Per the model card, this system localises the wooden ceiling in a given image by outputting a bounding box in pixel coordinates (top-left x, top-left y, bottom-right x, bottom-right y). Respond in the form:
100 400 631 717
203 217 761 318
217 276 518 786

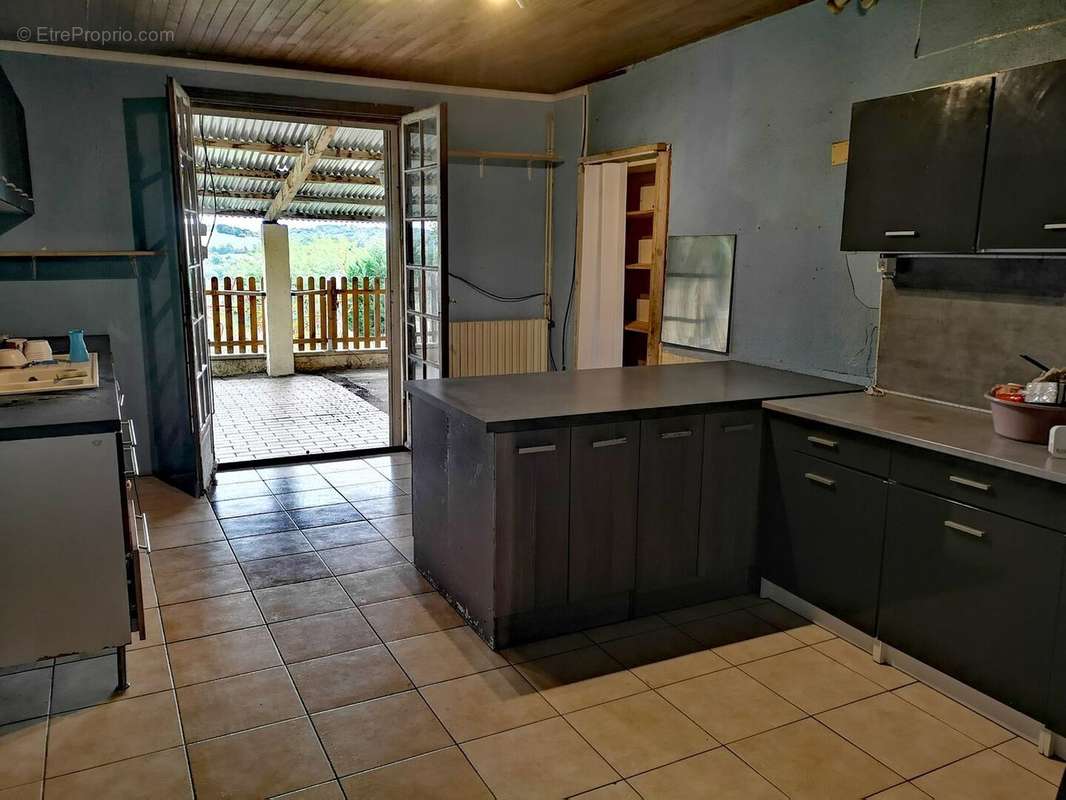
0 0 810 93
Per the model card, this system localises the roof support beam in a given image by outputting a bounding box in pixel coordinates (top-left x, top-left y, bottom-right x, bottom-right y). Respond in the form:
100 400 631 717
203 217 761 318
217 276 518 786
194 136 382 162
200 166 381 185
206 189 386 208
204 208 382 222
265 125 338 222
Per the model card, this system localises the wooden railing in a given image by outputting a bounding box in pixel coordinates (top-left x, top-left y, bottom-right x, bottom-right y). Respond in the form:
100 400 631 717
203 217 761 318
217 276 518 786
293 275 387 352
206 274 387 355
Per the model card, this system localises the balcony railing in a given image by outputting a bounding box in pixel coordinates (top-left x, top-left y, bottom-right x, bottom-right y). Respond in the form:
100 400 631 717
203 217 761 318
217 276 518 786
206 274 387 356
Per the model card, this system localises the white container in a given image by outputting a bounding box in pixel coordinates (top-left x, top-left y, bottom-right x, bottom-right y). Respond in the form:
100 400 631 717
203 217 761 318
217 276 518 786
22 340 52 362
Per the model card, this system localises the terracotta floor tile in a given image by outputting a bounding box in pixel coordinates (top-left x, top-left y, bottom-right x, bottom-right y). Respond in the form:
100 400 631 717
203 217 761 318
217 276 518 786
46 691 183 777
338 481 403 504
867 785 933 800
0 669 51 725
149 540 235 577
154 563 249 606
570 782 642 799
221 511 297 539
269 608 379 663
499 632 594 665
176 666 304 742
255 577 354 623
392 536 414 561
318 540 405 576
420 666 556 742
740 647 883 714
813 639 914 690
51 647 172 712
369 514 413 540
273 781 345 799
360 593 463 642
339 746 493 800
514 645 647 714
461 716 619 800
387 626 507 686
160 592 264 642
748 602 835 644
0 718 46 790
207 479 272 501
994 737 1066 786
817 692 982 778
289 503 365 530
914 749 1057 800
241 551 331 589
43 747 192 800
0 783 40 800
228 530 313 561
680 609 805 665
302 521 382 550
288 644 411 713
585 615 669 644
353 495 411 520
658 667 805 743
129 606 164 651
337 563 433 606
600 627 729 688
312 690 452 776
566 691 717 778
211 495 284 519
150 520 225 551
187 717 333 800
659 594 764 625
729 718 900 800
275 487 346 511
149 503 217 528
893 684 1013 747
628 747 786 800
167 626 281 687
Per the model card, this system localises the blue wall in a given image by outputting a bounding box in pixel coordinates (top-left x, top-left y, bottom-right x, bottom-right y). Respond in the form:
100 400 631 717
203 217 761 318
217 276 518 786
587 0 1066 381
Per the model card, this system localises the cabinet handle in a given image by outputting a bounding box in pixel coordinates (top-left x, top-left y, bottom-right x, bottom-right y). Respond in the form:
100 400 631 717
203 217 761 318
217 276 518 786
722 423 754 433
660 430 692 440
592 437 628 449
1043 223 1066 231
944 520 984 539
121 419 137 447
806 435 838 450
804 472 836 488
136 512 152 553
949 475 991 492
123 445 140 477
517 444 556 455
884 230 917 237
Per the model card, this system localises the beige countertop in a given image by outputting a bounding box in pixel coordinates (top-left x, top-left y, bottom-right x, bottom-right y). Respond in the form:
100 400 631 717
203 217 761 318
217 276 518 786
763 391 1066 486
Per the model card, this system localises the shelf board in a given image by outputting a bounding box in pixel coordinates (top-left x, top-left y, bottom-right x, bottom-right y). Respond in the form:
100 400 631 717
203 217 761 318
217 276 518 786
625 262 652 271
624 320 650 334
449 149 562 163
0 251 159 258
626 209 655 219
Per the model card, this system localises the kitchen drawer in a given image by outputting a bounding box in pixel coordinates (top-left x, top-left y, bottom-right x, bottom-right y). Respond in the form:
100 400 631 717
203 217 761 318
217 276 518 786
891 445 1066 533
769 414 890 477
879 485 1062 720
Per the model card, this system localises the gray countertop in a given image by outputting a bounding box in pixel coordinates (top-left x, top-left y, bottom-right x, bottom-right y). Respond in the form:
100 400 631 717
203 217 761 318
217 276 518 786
763 391 1066 485
407 361 861 432
0 335 120 441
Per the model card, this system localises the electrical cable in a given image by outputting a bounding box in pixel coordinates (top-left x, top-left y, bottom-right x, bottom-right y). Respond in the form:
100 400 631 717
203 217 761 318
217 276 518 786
450 272 544 303
560 92 590 371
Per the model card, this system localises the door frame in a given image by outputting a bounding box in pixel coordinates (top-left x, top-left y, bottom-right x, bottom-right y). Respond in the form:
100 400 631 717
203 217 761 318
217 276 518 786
181 86 415 455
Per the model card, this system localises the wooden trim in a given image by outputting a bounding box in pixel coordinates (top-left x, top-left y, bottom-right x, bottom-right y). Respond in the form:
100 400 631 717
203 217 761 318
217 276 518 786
194 137 382 161
580 143 669 165
186 86 413 125
266 125 339 221
571 163 586 369
206 190 386 207
449 149 563 163
645 148 672 366
0 250 158 258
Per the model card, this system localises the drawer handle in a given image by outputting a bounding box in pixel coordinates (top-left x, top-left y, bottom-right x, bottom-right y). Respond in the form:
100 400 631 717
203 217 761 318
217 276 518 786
722 423 754 433
660 430 693 440
123 445 140 477
136 512 152 553
949 475 991 492
884 230 917 237
807 435 838 450
1043 223 1066 231
121 419 137 447
592 437 628 449
944 520 985 539
517 444 556 455
804 472 836 488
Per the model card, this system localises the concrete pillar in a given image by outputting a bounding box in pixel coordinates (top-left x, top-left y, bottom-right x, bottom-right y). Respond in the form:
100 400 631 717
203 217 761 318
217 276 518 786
262 222 295 377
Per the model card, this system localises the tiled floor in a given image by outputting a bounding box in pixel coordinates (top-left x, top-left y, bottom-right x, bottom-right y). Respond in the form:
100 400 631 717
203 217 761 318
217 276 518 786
2 452 1064 799
211 372 390 463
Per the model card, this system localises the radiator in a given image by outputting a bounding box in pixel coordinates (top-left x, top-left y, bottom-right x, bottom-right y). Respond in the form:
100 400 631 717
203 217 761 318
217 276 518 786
449 318 549 377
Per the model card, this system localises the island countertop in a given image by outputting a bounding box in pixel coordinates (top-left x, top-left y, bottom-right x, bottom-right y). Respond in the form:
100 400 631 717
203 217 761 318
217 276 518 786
763 391 1066 485
407 360 861 432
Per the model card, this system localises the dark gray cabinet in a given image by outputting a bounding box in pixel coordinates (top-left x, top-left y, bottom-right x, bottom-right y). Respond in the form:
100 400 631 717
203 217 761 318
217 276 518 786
569 420 640 602
841 77 992 253
698 409 763 596
495 428 571 617
0 66 33 216
635 414 705 591
879 485 1063 720
980 59 1066 251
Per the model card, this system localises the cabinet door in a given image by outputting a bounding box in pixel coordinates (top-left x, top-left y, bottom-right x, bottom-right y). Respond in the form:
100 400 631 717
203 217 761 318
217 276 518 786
569 420 640 602
636 414 704 591
980 59 1066 250
495 428 571 617
841 77 992 253
880 485 1062 720
766 451 887 634
699 410 763 596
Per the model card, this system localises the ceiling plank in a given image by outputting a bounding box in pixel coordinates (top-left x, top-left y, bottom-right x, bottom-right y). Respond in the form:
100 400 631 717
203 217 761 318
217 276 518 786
264 124 337 221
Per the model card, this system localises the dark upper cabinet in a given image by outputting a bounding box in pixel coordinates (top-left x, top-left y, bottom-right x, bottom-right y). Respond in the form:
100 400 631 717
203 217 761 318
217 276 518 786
980 59 1066 251
635 414 705 592
0 66 33 216
494 428 571 618
569 420 640 602
879 485 1062 721
841 77 992 253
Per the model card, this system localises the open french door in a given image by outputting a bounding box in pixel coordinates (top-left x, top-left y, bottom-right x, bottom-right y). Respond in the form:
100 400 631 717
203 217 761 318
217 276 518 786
401 104 449 393
167 78 216 494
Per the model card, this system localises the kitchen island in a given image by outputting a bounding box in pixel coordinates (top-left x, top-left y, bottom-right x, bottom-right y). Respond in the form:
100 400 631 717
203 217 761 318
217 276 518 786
407 360 858 648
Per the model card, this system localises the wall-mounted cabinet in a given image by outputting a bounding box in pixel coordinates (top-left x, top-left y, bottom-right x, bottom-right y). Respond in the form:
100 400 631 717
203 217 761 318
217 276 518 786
0 66 33 217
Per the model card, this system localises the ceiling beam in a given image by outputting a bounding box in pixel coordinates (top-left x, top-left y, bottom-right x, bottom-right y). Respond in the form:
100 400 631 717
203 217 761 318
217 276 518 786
205 189 386 208
266 125 338 222
199 166 381 185
194 136 382 162
206 208 383 222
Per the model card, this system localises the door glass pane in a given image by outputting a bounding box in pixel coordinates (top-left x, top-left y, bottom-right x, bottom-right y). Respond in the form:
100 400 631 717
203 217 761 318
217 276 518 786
423 167 439 218
425 363 440 379
424 270 441 316
424 221 439 267
422 116 438 166
404 122 421 170
425 318 441 366
406 221 423 266
407 267 423 313
408 356 424 381
405 171 422 219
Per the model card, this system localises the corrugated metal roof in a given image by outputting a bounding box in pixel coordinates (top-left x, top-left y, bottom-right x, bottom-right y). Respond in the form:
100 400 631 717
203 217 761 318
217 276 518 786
193 113 386 221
